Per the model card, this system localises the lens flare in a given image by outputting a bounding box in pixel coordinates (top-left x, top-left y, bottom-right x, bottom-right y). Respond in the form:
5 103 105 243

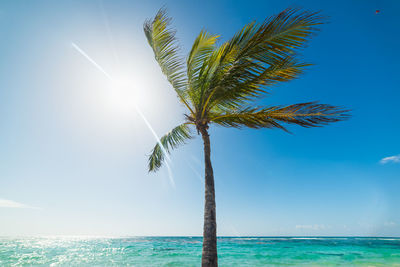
71 42 174 187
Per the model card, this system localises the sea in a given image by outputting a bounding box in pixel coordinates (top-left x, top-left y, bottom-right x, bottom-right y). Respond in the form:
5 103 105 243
0 236 399 266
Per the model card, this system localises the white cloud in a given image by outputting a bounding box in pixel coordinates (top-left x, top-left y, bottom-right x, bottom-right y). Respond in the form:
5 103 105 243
295 224 329 230
0 199 40 209
380 154 400 164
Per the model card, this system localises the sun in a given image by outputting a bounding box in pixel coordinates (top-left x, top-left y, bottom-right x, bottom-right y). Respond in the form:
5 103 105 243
107 73 139 113
70 40 181 141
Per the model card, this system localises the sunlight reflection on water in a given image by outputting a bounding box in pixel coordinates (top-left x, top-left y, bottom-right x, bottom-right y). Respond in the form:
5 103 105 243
1 236 399 266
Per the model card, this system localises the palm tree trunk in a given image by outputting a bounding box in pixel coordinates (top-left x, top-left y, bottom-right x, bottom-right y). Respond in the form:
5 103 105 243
199 126 218 267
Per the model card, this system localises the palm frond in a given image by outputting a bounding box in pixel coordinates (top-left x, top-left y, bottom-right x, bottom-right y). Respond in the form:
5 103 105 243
208 56 310 112
210 102 349 132
144 9 194 114
186 31 219 110
187 31 219 88
201 8 324 114
148 123 193 172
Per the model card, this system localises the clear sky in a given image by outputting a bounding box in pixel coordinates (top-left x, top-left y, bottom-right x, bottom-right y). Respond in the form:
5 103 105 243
0 0 399 237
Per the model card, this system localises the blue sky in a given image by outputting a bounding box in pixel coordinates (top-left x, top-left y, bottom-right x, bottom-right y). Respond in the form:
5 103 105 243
0 0 399 237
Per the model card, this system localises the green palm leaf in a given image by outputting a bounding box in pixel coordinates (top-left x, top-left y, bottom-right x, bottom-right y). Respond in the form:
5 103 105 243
201 8 324 115
210 102 349 132
144 9 194 114
148 123 193 172
186 31 219 111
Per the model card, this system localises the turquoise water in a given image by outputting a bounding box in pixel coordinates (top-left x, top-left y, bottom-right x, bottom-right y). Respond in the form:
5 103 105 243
0 237 399 266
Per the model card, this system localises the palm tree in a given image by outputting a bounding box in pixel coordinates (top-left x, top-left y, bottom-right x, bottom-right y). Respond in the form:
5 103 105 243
143 8 349 267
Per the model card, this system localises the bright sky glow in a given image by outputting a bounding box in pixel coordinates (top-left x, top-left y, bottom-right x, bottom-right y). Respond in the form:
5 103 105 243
71 41 174 186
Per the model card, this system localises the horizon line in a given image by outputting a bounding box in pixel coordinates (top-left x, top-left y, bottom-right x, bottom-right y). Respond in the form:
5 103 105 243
0 235 399 238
